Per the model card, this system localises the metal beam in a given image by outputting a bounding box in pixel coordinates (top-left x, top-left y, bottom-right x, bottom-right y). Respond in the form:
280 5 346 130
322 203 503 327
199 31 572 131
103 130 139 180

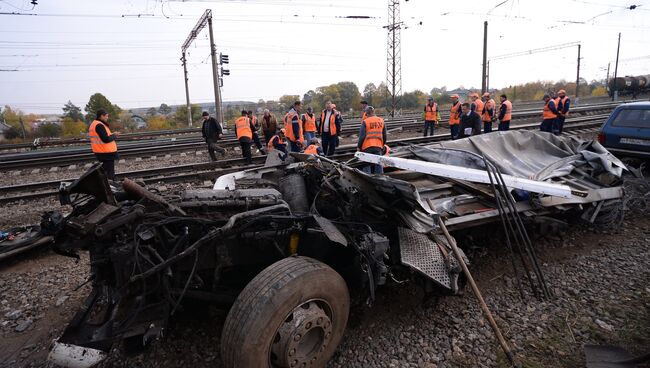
354 152 581 199
181 9 211 53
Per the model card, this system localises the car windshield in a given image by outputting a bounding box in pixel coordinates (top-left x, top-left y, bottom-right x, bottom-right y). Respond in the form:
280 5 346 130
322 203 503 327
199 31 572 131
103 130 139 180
612 108 650 128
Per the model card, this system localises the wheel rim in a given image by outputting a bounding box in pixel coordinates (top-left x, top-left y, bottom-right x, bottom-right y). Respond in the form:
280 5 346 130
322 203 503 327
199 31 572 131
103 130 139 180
270 299 333 367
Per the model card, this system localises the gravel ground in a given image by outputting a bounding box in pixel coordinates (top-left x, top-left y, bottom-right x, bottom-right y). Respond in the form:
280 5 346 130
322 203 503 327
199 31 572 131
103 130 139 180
1 214 648 368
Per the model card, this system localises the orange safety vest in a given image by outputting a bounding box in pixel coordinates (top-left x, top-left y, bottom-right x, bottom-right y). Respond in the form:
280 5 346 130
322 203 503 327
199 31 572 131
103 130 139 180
302 113 317 132
449 102 461 125
235 116 253 140
267 135 284 151
284 111 304 142
88 120 117 154
501 100 512 121
319 110 338 135
481 99 495 122
543 100 557 120
250 116 259 129
472 99 484 118
361 116 385 150
304 144 319 154
424 103 438 121
361 111 368 121
556 96 570 116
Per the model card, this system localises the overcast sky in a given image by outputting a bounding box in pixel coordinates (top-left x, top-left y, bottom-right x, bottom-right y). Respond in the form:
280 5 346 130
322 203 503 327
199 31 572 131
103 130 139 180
1 0 650 114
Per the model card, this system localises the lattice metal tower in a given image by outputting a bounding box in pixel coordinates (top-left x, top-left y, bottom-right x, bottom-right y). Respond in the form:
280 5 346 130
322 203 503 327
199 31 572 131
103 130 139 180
385 0 402 117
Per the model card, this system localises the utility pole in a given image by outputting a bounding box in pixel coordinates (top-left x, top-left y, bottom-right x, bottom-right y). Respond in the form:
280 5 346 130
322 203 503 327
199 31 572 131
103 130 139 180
481 21 488 94
575 44 581 99
207 16 223 126
606 62 611 86
612 32 621 101
384 0 402 117
486 60 490 91
181 52 192 127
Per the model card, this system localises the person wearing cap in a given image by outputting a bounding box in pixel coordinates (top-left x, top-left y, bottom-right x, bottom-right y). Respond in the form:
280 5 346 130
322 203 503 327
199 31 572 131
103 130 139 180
267 128 288 160
235 109 256 164
284 101 304 152
88 108 119 180
459 102 482 139
360 100 369 120
318 101 342 156
261 109 278 143
540 94 559 133
423 97 440 137
449 94 462 139
303 137 323 155
247 110 266 155
201 111 225 161
358 105 387 174
554 89 570 134
301 106 317 143
481 92 496 133
497 94 512 131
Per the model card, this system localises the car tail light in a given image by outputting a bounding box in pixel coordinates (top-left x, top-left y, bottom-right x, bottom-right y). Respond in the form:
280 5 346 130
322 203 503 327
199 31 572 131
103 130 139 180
597 132 605 144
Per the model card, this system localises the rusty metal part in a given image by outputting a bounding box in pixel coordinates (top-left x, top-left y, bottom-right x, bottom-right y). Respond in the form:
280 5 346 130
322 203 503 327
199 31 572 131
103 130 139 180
122 178 186 216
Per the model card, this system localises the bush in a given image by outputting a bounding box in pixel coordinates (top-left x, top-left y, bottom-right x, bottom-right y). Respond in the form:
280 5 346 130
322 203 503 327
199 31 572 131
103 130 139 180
591 86 608 97
38 123 62 137
146 116 171 131
62 118 87 137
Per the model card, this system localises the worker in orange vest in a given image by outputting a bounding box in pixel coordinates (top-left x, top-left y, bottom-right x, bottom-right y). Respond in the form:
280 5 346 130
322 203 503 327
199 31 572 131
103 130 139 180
540 94 559 133
497 94 512 131
358 106 387 174
247 110 266 154
449 94 462 139
423 97 439 137
318 101 342 156
303 137 323 155
235 110 255 164
301 106 317 143
267 128 288 160
470 93 484 119
481 92 496 133
88 108 119 180
284 101 304 152
554 89 570 135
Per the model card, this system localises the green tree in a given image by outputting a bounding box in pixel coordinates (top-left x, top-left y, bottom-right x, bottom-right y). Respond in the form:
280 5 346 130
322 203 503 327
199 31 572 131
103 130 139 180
302 90 315 106
84 93 121 123
174 104 202 126
158 103 172 115
62 100 83 121
38 123 62 137
363 83 377 104
146 107 157 117
278 95 300 111
62 117 87 137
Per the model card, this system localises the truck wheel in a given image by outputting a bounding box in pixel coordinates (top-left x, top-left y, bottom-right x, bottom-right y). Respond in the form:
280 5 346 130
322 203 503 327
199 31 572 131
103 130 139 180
221 256 350 368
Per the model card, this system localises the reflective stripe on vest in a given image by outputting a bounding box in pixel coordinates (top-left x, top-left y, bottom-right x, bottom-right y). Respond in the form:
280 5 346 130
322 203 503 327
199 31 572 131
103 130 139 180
284 111 304 142
449 102 461 125
361 116 385 150
319 110 338 135
267 135 284 151
88 120 117 154
501 100 512 121
556 96 569 116
543 101 557 120
481 99 495 122
304 144 319 154
425 103 438 121
236 117 253 140
302 113 317 132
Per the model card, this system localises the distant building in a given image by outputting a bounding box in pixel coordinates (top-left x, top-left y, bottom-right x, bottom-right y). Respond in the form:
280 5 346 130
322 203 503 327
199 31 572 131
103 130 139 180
0 122 12 141
30 117 62 130
131 115 147 129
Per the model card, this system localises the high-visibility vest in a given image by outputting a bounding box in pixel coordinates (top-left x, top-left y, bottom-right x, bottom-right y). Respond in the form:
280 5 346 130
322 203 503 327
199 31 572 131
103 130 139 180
556 96 570 116
302 113 317 132
449 102 461 125
284 111 304 142
543 100 557 120
304 144 319 154
267 135 284 151
481 99 495 122
88 120 117 154
501 100 512 121
424 103 438 121
361 116 385 150
472 99 484 117
319 110 338 135
235 116 253 140
361 111 367 121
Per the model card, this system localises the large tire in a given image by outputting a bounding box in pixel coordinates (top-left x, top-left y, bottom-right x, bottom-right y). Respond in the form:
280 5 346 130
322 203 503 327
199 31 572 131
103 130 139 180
221 256 350 368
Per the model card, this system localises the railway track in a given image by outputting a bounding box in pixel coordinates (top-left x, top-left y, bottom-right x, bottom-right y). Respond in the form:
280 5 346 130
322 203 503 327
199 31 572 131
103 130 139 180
0 99 624 156
0 104 615 171
0 115 605 203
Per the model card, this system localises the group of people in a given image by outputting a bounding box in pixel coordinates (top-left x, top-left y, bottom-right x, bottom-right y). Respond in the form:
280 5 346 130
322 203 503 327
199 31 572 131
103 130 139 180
422 92 513 140
541 89 571 135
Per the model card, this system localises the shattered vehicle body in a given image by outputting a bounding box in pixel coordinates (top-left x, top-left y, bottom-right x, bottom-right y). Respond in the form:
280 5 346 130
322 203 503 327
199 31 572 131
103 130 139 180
45 131 627 367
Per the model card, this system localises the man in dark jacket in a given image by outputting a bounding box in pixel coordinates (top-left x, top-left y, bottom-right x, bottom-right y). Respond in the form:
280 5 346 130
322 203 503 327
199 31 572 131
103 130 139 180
261 109 278 142
458 103 482 139
201 111 225 161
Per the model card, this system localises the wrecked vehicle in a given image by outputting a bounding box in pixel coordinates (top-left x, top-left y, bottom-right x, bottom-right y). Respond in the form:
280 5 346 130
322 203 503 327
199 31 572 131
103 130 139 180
45 131 628 367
